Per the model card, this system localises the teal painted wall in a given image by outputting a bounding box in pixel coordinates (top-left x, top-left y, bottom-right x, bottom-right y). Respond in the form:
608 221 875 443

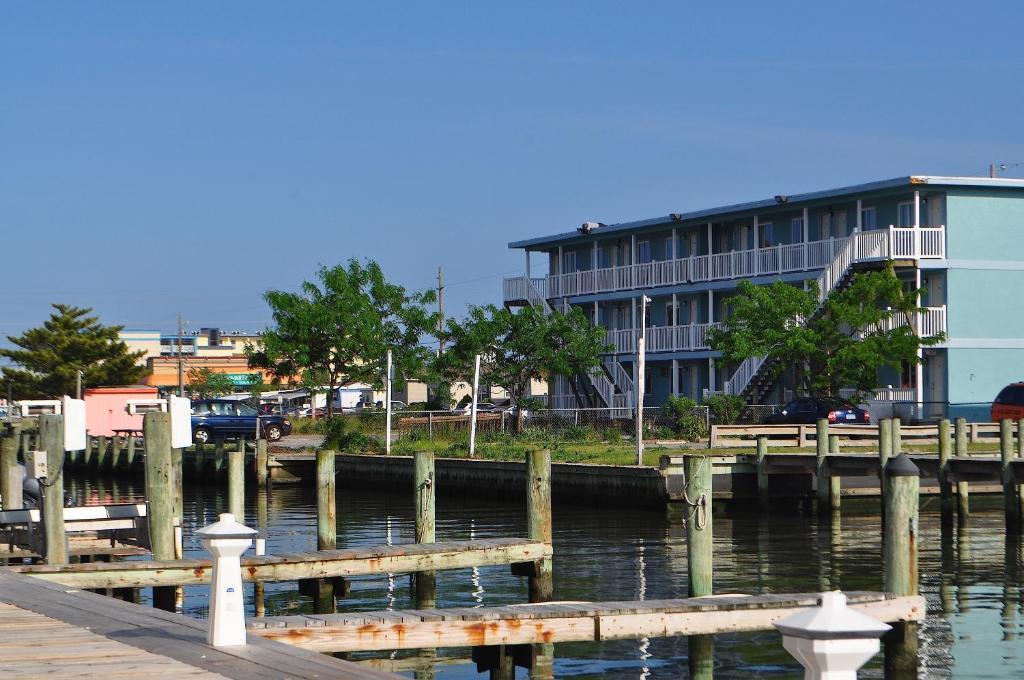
946 269 1024 339
946 188 1024 260
946 348 1023 420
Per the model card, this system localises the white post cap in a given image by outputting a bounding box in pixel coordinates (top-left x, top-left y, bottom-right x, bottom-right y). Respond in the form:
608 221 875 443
774 591 892 640
196 513 257 541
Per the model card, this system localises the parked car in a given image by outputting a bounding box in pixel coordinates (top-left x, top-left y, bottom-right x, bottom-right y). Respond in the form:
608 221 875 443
191 399 292 444
763 397 870 425
992 382 1024 421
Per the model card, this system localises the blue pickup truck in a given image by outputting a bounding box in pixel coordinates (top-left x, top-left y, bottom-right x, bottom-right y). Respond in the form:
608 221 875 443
190 399 292 444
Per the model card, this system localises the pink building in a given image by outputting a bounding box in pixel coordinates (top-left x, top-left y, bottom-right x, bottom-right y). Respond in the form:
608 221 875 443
84 386 160 436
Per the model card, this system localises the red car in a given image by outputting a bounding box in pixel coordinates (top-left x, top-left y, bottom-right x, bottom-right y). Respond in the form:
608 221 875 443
991 383 1024 421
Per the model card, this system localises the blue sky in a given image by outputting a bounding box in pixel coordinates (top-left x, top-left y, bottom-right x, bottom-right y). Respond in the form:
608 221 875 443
2 2 1022 340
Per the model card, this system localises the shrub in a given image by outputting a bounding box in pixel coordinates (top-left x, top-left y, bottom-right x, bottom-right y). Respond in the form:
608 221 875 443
662 395 708 441
320 417 374 452
601 426 622 443
704 393 745 425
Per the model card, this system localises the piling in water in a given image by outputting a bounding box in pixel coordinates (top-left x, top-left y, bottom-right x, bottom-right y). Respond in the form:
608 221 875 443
413 451 437 608
143 411 177 611
526 449 553 603
756 435 769 511
38 415 68 565
815 419 830 513
882 452 921 678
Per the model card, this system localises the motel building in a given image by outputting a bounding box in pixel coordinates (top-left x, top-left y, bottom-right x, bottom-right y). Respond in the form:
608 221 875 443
503 175 1024 422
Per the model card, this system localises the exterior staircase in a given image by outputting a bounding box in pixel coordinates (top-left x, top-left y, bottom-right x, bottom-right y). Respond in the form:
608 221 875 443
506 276 635 412
724 226 946 403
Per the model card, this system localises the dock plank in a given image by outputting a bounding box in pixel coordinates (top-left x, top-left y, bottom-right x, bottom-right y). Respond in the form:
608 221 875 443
9 538 550 589
249 592 926 653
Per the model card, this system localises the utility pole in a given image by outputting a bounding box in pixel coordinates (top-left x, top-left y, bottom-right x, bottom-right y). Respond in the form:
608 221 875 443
75 370 82 399
177 314 185 398
990 164 997 178
437 266 445 355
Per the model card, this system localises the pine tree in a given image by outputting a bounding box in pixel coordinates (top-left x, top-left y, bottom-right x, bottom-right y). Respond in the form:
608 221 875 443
0 304 148 399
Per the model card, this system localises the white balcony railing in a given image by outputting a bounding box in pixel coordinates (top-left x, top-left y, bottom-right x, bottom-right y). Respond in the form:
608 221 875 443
862 306 947 338
604 322 725 355
503 226 946 304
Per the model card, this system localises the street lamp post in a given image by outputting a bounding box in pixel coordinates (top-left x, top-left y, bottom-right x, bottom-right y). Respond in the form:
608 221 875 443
636 294 651 466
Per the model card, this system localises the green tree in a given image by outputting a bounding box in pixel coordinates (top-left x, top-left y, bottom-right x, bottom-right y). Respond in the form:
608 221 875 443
0 304 147 399
246 259 437 416
186 367 237 399
706 265 943 401
439 304 609 429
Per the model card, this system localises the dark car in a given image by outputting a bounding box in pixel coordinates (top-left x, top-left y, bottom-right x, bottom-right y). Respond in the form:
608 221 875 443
764 397 870 425
992 383 1024 422
190 399 292 444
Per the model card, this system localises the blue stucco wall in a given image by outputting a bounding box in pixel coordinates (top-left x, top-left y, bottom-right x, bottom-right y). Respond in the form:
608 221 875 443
946 189 1024 260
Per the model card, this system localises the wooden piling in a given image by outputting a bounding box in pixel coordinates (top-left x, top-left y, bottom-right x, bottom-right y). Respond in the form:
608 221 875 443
879 418 892 521
683 453 714 680
413 451 437 608
683 454 712 597
38 415 68 565
815 418 830 513
143 411 176 611
111 436 123 469
126 435 137 467
1 426 21 510
954 417 969 522
938 419 953 521
882 453 920 677
827 433 841 510
228 443 245 519
96 435 109 469
256 438 269 488
308 449 337 613
1017 419 1024 520
756 435 769 511
526 449 553 603
214 440 225 473
1001 419 1019 529
891 417 902 455
82 435 94 466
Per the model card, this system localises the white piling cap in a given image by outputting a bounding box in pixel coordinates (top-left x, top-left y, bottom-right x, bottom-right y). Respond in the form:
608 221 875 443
196 513 258 540
774 591 892 640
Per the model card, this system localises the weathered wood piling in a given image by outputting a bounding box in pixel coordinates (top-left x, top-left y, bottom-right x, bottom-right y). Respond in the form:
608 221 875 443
143 411 176 611
38 415 68 565
413 451 436 609
882 453 920 678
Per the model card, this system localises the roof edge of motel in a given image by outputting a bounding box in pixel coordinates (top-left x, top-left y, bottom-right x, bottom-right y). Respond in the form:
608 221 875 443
507 175 1024 250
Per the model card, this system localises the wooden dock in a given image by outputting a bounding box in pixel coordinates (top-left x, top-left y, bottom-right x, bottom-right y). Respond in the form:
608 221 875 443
248 592 925 653
0 568 398 679
9 538 550 589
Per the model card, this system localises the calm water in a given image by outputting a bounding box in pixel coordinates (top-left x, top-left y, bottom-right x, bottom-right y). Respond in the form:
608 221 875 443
66 474 1024 678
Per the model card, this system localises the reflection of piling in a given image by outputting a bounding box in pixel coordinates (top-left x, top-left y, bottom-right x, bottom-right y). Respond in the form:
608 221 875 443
882 453 920 678
254 488 268 618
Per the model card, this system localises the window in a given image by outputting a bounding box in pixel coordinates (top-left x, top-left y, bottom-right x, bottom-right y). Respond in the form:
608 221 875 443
645 369 652 393
758 222 774 248
210 402 234 416
861 207 877 230
563 251 577 273
237 403 258 416
598 247 610 268
665 236 675 260
791 217 804 243
898 202 914 228
666 302 677 326
191 402 213 416
638 240 651 264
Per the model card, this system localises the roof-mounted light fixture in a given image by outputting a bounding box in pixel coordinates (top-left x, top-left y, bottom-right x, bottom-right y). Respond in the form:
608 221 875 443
775 195 789 204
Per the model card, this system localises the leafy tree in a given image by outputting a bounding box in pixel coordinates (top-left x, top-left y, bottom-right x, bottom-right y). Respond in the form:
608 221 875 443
186 367 237 399
246 259 437 417
706 264 943 401
0 304 147 399
439 304 609 430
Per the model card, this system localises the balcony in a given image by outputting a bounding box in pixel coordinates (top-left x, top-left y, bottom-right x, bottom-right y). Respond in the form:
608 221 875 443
504 226 945 303
604 323 723 355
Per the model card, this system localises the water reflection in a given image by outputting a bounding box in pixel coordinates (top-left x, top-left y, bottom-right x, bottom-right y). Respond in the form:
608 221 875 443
64 474 1024 678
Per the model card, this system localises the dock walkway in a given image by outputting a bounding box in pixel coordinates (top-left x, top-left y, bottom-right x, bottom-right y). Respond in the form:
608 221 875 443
0 569 397 679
